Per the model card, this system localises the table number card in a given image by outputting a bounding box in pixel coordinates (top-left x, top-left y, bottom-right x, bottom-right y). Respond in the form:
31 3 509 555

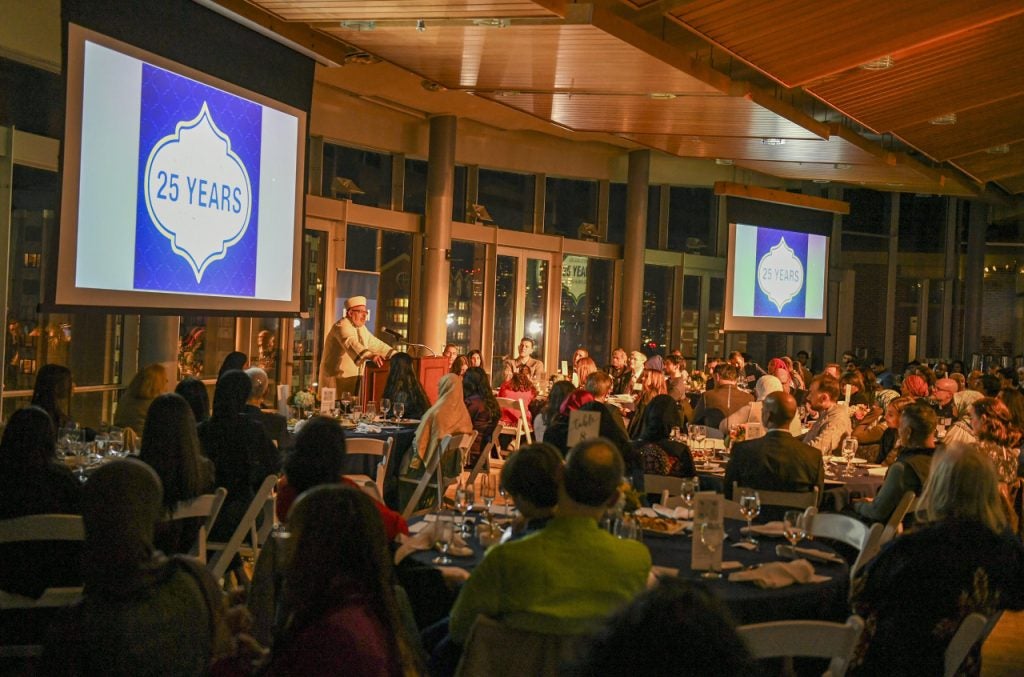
277 384 290 417
567 409 601 447
319 387 336 414
691 491 723 571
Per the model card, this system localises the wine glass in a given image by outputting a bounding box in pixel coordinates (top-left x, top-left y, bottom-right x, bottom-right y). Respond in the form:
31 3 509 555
738 489 761 545
455 482 475 535
841 437 859 474
699 521 724 579
480 475 497 516
365 401 377 422
380 398 392 422
692 425 707 449
109 428 124 457
680 477 699 519
432 516 455 565
393 401 406 421
783 510 807 556
94 432 110 457
340 391 352 415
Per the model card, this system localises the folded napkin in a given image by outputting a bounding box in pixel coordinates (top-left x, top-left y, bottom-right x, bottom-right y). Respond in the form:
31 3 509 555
394 521 470 564
776 544 845 565
652 504 689 520
728 559 828 589
741 521 786 537
354 422 383 434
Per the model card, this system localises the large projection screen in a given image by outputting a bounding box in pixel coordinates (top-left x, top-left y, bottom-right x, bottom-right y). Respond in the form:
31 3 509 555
57 24 306 314
724 222 829 334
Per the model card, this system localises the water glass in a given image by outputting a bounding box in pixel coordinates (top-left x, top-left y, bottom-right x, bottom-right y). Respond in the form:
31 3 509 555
680 477 699 519
432 516 455 565
365 401 377 422
479 475 497 514
841 437 859 472
738 489 761 544
393 401 406 421
615 514 643 542
109 428 124 457
699 522 724 579
380 398 392 421
348 404 362 425
94 432 110 457
783 510 807 553
455 482 475 535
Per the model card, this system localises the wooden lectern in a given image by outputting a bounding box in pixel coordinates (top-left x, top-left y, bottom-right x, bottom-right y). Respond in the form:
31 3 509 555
361 356 449 409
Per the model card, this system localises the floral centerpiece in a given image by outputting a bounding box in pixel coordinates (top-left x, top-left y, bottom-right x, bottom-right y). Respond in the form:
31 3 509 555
291 389 315 418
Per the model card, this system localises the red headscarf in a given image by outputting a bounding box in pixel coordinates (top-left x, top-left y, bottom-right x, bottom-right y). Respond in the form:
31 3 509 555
560 388 595 415
902 374 929 398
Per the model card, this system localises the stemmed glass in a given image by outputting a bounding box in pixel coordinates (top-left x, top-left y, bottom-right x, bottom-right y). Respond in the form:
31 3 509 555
783 510 807 557
841 437 859 475
109 428 124 457
340 391 352 415
365 401 377 423
348 404 362 425
680 477 699 519
455 481 475 535
480 475 497 518
432 515 455 565
380 398 392 422
738 489 761 545
699 521 725 579
393 401 406 422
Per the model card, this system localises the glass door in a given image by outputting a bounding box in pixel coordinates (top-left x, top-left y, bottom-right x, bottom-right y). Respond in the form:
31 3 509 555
492 248 553 384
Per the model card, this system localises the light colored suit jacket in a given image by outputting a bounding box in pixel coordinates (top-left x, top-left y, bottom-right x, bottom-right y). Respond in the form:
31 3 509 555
318 318 395 389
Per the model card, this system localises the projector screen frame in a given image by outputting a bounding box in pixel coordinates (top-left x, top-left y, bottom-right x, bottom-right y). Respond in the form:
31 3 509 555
53 23 307 317
723 222 830 335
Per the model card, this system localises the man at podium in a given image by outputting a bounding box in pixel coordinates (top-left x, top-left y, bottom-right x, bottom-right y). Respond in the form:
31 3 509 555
318 295 396 395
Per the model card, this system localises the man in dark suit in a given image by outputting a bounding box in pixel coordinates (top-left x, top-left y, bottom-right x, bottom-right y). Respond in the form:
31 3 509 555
724 391 824 519
692 363 753 429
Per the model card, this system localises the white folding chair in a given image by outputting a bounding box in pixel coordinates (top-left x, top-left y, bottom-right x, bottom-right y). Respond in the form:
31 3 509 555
883 490 917 539
944 612 988 677
849 522 887 584
343 436 394 502
167 487 228 564
207 475 278 583
496 396 533 451
810 512 870 552
0 515 86 657
737 614 864 677
467 426 502 487
455 615 579 677
734 483 820 510
401 431 477 519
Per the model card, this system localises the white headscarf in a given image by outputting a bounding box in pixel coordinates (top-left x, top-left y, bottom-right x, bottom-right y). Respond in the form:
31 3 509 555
409 373 472 470
754 374 783 401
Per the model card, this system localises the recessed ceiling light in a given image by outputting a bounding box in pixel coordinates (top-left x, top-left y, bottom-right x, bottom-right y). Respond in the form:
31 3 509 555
648 92 677 100
833 163 852 170
859 55 895 71
493 90 521 97
472 18 511 28
929 113 957 125
342 51 381 65
812 179 831 183
986 144 1011 155
339 20 376 31
715 158 734 166
762 138 786 146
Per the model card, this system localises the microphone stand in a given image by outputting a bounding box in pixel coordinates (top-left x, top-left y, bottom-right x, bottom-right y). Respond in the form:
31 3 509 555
404 343 437 357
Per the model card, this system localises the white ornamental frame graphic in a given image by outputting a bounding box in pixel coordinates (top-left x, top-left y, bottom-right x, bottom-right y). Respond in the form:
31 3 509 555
143 102 253 283
756 237 805 312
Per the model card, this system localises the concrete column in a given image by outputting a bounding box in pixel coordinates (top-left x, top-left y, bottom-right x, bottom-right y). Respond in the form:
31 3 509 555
138 315 178 391
962 200 988 360
419 115 456 352
619 150 649 350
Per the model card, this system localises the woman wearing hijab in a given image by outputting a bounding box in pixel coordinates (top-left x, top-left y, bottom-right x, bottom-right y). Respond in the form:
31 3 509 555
398 374 473 511
42 459 230 675
198 369 279 540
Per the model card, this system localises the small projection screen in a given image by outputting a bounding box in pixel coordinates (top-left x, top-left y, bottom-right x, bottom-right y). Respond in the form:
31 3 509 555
724 222 830 334
56 23 307 314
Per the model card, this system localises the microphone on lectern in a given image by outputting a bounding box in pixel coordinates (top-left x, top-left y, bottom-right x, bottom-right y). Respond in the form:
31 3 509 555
381 326 407 342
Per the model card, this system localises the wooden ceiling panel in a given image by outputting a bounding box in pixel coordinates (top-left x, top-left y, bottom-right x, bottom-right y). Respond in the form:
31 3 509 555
478 92 821 138
893 93 1024 162
734 159 976 196
668 0 1024 87
952 142 1024 183
620 133 882 165
252 1 560 22
322 23 721 94
807 15 1024 133
996 175 1024 194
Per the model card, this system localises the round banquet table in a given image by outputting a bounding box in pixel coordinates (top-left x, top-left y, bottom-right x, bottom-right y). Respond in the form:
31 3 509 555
409 515 849 625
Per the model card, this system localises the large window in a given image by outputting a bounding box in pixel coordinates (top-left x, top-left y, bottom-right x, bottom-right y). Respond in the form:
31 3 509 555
322 143 392 209
646 186 660 248
607 183 627 245
843 189 890 252
479 169 535 231
291 230 327 392
545 176 598 238
680 275 701 365
404 160 468 223
642 264 674 353
668 186 715 253
559 255 613 368
899 194 946 253
447 241 486 353
346 224 378 272
492 256 518 379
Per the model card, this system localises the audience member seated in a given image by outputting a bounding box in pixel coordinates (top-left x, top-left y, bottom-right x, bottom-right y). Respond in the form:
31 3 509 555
931 377 959 419
447 438 650 651
450 355 470 377
217 351 248 380
565 578 754 677
466 349 483 369
627 350 646 392
692 363 754 429
0 406 82 599
627 368 668 438
498 364 537 428
544 372 630 462
724 392 824 520
499 442 562 541
113 363 168 434
463 366 501 468
534 381 574 443
175 376 210 424
574 356 597 389
872 396 914 465
31 363 76 435
767 357 805 405
968 397 1020 487
381 352 432 421
849 443 1024 676
138 393 215 555
501 336 545 383
634 394 695 479
197 369 280 540
663 354 688 402
243 367 291 451
901 373 930 400
606 348 632 396
803 374 852 456
41 460 230 674
719 374 801 437
259 485 421 676
997 387 1024 437
855 401 937 524
399 374 473 512
729 350 766 390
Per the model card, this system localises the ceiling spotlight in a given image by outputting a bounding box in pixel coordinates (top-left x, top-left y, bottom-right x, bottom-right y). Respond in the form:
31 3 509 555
648 92 677 100
833 163 852 170
493 90 522 97
472 18 511 28
986 144 1011 155
929 112 957 125
421 79 446 92
715 158 734 166
416 19 426 32
859 55 895 71
762 138 786 146
342 51 381 66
